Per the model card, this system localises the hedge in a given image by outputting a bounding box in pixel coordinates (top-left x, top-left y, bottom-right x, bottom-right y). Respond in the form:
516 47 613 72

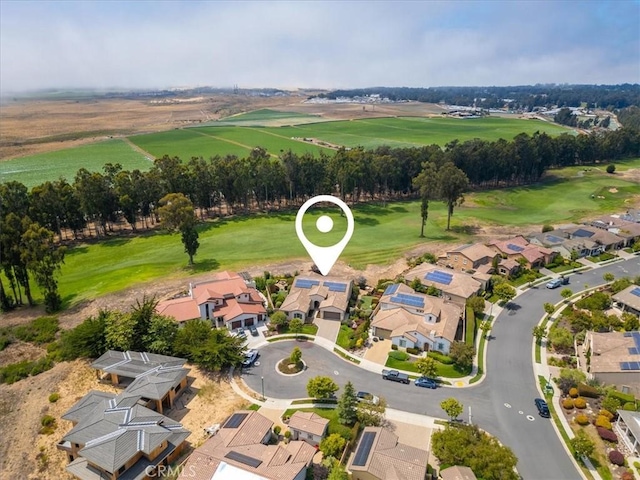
577 383 600 398
427 351 455 365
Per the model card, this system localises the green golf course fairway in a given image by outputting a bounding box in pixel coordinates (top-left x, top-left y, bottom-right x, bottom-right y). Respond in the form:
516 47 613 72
9 159 638 308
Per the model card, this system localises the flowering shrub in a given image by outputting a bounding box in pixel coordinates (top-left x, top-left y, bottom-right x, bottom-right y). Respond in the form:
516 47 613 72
569 388 579 398
608 450 624 466
562 398 575 409
595 415 612 430
574 414 590 426
598 409 614 421
574 397 587 409
596 426 618 443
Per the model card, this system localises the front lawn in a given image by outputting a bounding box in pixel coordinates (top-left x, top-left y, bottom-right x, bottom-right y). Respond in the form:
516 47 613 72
280 324 318 336
549 262 583 273
337 325 354 350
385 354 468 378
586 252 616 263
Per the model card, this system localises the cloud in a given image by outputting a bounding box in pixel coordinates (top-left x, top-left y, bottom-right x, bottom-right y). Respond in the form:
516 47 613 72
1 0 638 94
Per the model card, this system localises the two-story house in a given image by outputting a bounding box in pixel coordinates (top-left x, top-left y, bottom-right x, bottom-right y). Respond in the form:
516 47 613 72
156 271 266 331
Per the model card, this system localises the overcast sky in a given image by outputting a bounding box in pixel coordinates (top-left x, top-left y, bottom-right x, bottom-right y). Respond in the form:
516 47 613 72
1 0 639 94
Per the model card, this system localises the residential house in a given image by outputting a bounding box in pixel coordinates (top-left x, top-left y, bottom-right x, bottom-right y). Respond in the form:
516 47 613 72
371 283 462 354
439 243 499 273
589 215 640 247
156 271 267 330
91 350 189 414
279 275 353 322
347 426 429 480
179 410 315 480
613 285 640 316
57 372 191 480
579 331 640 396
405 263 483 307
440 465 478 480
621 209 640 223
614 410 640 456
487 236 557 270
287 411 329 447
529 229 604 258
563 225 625 251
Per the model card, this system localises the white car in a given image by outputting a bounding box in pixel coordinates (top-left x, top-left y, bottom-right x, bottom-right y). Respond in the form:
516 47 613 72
242 349 258 367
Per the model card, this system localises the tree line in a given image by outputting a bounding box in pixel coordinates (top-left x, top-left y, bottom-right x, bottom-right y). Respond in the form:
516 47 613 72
319 84 640 110
2 127 639 311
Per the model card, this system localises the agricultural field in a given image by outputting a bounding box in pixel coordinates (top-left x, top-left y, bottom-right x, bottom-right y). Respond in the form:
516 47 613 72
129 115 571 161
9 158 639 308
2 112 572 187
0 139 151 188
210 108 322 126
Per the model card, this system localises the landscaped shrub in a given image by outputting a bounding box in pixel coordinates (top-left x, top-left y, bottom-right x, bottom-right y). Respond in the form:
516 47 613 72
608 389 635 404
562 398 575 409
599 409 614 421
389 351 409 361
597 426 618 443
574 397 587 409
273 425 281 436
595 415 612 430
621 471 634 480
608 450 625 466
623 402 637 411
577 383 600 398
48 393 60 403
406 347 420 355
574 414 590 425
391 344 398 351
427 351 455 364
569 388 579 398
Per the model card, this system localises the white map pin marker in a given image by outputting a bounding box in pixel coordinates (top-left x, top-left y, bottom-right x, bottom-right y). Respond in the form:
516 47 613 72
295 195 354 276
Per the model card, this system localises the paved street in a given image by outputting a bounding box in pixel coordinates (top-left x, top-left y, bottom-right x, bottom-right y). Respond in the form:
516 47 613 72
243 257 640 480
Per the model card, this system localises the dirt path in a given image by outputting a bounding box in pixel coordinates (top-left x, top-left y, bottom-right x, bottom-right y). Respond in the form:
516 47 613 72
122 137 155 162
192 130 279 158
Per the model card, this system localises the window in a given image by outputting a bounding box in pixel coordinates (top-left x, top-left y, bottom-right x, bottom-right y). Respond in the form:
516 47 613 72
437 343 444 351
399 339 406 347
294 313 303 319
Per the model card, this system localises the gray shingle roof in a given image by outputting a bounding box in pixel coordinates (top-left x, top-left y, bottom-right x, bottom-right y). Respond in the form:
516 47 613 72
61 390 116 424
91 350 186 379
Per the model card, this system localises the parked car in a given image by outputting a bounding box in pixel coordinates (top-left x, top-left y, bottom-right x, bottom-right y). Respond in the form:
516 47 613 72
356 391 380 405
535 398 550 417
546 278 563 289
415 377 438 389
233 328 247 339
560 276 569 285
249 325 259 337
382 369 410 384
242 349 258 367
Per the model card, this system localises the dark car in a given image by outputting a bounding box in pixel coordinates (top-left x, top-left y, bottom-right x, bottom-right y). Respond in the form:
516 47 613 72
535 398 550 417
415 377 438 389
249 325 259 337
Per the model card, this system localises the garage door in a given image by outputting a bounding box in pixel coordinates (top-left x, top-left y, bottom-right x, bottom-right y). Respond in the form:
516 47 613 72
231 320 242 330
245 318 254 327
323 311 341 320
374 328 391 340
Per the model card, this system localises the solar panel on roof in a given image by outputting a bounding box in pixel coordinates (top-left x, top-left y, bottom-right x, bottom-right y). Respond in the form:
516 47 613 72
629 348 640 355
384 284 399 295
295 279 320 289
353 431 376 466
620 362 631 370
545 235 564 244
630 287 640 298
225 451 263 468
573 228 595 238
624 332 634 337
391 294 425 308
325 281 347 292
425 271 453 285
223 413 248 429
507 243 525 253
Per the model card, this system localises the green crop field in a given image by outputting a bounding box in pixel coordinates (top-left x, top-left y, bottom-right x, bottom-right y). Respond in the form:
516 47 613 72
129 116 571 161
2 115 572 187
0 139 151 188
8 159 638 308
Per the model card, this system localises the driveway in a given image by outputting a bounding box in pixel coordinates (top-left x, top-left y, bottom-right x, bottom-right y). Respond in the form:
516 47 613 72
314 318 341 343
364 338 392 364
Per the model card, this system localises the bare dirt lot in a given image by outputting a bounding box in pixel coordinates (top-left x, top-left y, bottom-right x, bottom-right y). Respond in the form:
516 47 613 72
0 354 251 480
